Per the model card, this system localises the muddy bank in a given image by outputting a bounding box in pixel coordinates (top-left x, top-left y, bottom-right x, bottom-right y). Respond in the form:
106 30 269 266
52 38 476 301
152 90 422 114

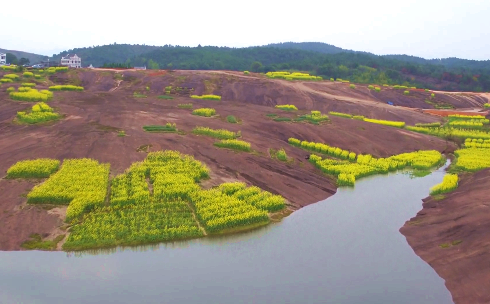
400 169 490 304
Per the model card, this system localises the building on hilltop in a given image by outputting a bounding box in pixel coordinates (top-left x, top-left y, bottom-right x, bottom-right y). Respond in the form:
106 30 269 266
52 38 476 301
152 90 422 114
0 53 6 65
60 54 82 68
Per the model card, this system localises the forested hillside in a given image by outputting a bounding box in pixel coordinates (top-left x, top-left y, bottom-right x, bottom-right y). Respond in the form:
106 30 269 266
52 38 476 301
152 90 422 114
128 45 490 92
37 42 490 92
50 44 163 67
0 48 47 65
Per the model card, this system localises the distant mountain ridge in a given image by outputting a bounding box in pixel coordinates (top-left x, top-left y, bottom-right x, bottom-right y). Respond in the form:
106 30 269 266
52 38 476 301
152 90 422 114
265 42 355 54
3 42 489 91
0 48 47 64
265 42 490 70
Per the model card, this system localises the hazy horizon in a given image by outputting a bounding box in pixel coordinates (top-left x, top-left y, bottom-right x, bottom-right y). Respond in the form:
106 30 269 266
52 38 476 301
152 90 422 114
1 0 489 60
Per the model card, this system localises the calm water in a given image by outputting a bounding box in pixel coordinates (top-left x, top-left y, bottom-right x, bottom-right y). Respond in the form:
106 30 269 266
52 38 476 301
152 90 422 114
0 166 453 304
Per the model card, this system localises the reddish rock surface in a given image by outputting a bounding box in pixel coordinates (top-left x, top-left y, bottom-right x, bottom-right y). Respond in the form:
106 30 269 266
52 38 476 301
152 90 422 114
401 169 490 304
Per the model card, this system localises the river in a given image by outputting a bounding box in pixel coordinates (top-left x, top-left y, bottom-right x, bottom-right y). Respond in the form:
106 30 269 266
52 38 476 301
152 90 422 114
0 164 453 304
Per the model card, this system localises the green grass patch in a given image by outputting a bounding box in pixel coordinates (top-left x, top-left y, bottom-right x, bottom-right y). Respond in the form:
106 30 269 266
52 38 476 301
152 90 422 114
143 123 177 133
133 92 147 98
273 117 292 122
117 130 126 137
157 95 174 100
49 85 84 91
295 111 329 124
21 234 65 251
266 113 278 117
178 103 193 109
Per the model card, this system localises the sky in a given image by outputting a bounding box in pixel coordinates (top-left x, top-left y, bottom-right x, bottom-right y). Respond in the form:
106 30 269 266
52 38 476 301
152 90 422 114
1 0 489 60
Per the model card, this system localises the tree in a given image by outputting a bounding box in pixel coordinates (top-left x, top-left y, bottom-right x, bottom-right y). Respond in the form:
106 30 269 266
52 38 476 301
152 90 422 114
6 53 18 65
250 61 263 72
147 59 159 70
19 58 30 66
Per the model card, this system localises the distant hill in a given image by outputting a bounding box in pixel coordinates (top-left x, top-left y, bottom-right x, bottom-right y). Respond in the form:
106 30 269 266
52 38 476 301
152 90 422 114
265 42 490 70
13 42 488 91
50 44 163 67
265 42 354 54
0 48 48 64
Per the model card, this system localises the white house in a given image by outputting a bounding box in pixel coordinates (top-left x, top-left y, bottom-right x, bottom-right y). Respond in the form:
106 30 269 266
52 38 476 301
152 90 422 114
0 53 6 65
60 54 82 68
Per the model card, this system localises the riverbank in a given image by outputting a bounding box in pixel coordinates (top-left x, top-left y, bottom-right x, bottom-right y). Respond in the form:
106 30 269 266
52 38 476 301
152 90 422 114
400 168 490 304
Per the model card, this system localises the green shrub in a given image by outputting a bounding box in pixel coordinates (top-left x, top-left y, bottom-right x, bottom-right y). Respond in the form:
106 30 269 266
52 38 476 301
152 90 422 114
21 83 36 87
227 115 238 123
244 71 250 75
18 87 33 92
23 72 34 78
192 108 216 117
330 78 334 81
374 87 381 92
350 84 356 89
0 78 13 83
6 87 15 93
276 149 288 161
404 90 410 95
368 85 374 90
49 85 84 91
353 115 365 120
34 74 42 79
484 103 490 108
431 93 435 98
